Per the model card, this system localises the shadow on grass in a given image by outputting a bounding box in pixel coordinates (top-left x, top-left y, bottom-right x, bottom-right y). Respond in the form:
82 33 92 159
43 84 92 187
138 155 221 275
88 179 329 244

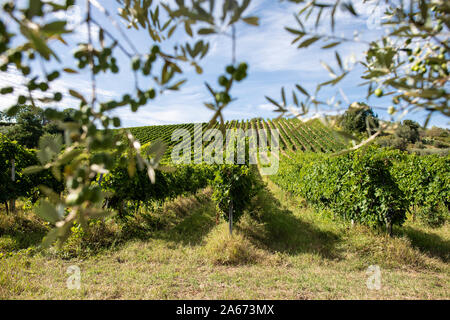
244 179 342 260
151 200 217 246
0 213 49 252
152 172 343 259
399 226 450 263
119 190 218 247
0 182 340 261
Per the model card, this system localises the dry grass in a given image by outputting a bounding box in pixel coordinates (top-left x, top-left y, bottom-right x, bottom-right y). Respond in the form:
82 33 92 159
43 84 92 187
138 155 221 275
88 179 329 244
202 222 266 265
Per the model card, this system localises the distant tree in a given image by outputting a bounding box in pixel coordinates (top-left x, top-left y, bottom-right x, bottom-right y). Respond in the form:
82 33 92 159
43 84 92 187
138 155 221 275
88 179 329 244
376 135 409 151
5 106 77 147
42 122 61 136
403 120 420 131
395 120 420 143
6 107 44 148
339 103 379 134
43 108 78 136
61 108 77 122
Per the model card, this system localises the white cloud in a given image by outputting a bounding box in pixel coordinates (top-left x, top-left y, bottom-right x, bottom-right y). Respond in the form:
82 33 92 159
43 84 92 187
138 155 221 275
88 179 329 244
204 0 376 74
294 109 345 122
115 104 212 127
258 103 277 112
110 83 213 126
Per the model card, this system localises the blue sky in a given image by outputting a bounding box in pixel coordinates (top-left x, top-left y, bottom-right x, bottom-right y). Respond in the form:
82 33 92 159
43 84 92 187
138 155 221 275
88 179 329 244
0 0 448 128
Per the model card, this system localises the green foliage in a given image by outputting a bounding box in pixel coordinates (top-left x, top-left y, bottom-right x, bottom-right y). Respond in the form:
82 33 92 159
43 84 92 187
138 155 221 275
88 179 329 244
414 141 425 149
211 164 262 222
0 134 62 207
3 106 73 149
5 107 44 148
101 158 216 218
388 151 449 226
395 120 420 143
376 136 408 151
0 136 32 205
339 104 379 134
273 147 399 229
417 205 449 228
273 145 449 229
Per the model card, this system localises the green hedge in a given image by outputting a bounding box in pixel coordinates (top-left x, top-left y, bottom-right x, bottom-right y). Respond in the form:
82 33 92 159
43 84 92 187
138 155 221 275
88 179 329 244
271 145 449 229
387 150 449 226
102 135 263 223
212 164 262 222
101 159 217 217
0 134 63 207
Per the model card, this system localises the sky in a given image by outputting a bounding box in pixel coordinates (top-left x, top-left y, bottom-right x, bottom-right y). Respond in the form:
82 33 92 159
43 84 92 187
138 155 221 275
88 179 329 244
0 0 448 128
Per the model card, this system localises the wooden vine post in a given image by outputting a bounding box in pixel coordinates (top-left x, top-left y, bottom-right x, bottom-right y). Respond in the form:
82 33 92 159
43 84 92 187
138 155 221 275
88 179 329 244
229 199 233 235
10 158 15 213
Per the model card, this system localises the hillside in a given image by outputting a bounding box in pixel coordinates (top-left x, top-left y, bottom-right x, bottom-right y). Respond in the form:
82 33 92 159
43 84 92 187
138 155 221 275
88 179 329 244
1 117 449 300
121 118 350 161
